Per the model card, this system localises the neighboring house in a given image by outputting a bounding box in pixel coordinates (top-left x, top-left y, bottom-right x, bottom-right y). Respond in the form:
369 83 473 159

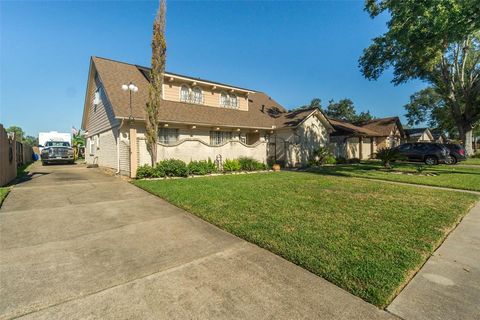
328 118 382 160
328 116 406 160
430 128 447 143
359 117 406 149
405 128 434 142
81 57 334 177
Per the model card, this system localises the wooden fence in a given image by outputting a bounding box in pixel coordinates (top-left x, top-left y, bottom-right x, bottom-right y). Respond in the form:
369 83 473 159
0 124 34 186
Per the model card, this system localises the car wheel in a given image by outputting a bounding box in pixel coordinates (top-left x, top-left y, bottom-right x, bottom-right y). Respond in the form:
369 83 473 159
42 161 48 166
448 155 457 165
424 156 438 165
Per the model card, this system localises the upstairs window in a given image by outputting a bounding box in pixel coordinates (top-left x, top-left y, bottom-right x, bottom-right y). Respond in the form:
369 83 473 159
210 131 232 145
219 92 238 108
220 92 228 107
159 128 179 145
230 94 238 108
180 85 190 102
93 86 103 106
192 87 202 104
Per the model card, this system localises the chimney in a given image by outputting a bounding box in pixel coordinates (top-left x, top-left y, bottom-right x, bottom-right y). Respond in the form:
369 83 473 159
261 104 265 112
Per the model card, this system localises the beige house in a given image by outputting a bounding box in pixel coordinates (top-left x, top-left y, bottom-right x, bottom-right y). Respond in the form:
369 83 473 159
81 57 334 177
328 118 382 160
328 117 406 160
405 128 434 142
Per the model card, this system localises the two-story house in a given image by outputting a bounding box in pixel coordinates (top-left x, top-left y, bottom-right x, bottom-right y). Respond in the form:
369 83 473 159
81 57 334 176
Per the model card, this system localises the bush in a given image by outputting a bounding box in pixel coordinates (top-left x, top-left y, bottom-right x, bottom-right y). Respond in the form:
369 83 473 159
324 154 337 164
188 159 216 175
375 147 400 168
471 152 480 158
348 158 361 164
158 159 188 177
308 147 334 166
153 163 166 178
238 157 266 171
223 159 241 172
136 164 155 179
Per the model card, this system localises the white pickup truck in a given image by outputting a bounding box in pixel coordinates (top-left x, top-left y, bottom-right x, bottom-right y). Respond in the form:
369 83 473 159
40 141 74 165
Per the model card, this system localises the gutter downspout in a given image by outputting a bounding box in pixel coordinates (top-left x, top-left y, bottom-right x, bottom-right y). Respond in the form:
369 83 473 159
116 119 125 174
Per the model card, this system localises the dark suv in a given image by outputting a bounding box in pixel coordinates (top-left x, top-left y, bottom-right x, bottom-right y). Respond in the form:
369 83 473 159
444 144 467 164
395 143 450 165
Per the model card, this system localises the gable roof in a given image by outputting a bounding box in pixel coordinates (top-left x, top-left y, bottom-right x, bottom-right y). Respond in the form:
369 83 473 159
358 117 405 137
405 127 428 137
82 56 289 130
328 118 382 137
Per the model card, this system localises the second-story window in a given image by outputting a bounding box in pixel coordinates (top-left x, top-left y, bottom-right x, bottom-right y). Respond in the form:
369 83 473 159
220 92 228 107
192 87 202 104
180 85 189 102
230 94 238 108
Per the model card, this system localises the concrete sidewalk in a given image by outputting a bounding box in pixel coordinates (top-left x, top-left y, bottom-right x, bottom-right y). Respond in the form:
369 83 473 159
388 201 480 320
0 163 395 320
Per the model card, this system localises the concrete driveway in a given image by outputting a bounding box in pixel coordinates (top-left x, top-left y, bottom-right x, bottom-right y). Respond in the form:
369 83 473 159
0 163 395 319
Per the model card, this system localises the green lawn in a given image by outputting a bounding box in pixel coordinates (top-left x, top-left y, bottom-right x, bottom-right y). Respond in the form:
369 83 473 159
311 162 480 192
133 172 478 307
0 187 10 207
462 157 480 165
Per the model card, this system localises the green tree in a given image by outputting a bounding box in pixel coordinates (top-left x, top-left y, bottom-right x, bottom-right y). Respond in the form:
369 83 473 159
404 87 458 138
359 1 480 154
291 98 322 111
145 0 167 166
325 99 374 123
72 132 86 159
23 135 38 147
6 126 24 141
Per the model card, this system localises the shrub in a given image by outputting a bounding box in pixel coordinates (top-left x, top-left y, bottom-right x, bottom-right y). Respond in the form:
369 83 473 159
153 163 166 178
348 158 361 164
238 157 266 171
158 159 188 177
324 154 337 164
188 159 216 175
223 159 241 172
136 164 155 179
308 147 334 166
471 152 480 159
375 147 400 168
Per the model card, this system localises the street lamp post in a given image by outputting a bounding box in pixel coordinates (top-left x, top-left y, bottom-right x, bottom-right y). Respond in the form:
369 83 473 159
121 82 138 122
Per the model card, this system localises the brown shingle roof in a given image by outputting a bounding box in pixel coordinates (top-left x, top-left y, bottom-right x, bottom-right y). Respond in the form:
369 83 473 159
90 56 287 129
328 118 381 137
275 108 317 128
359 117 404 137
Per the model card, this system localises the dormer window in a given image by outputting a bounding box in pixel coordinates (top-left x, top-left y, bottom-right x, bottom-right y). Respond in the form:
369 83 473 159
192 87 202 104
230 94 238 108
180 85 190 102
220 91 238 108
220 92 228 107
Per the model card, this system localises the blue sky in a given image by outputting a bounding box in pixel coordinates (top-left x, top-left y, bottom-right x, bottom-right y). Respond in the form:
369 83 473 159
0 1 426 137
